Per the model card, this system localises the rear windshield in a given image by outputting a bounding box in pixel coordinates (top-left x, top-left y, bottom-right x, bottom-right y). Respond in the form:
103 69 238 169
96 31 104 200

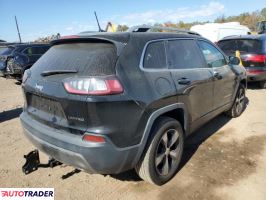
0 46 14 55
218 39 263 54
30 42 117 76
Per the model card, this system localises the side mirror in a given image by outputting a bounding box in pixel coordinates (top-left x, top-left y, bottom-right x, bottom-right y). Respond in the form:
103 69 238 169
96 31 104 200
229 56 240 65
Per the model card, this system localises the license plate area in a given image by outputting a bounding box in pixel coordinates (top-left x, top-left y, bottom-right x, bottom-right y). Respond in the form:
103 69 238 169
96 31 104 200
26 93 65 119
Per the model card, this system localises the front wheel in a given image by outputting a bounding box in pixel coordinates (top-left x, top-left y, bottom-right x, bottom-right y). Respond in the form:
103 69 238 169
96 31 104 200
135 117 184 185
225 84 246 118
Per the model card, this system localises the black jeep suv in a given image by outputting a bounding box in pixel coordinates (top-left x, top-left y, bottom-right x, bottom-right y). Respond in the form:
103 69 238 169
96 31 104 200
20 27 247 185
218 34 266 88
0 43 50 79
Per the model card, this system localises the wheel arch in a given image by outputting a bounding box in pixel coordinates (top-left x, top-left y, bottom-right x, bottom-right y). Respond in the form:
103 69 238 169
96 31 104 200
132 103 189 167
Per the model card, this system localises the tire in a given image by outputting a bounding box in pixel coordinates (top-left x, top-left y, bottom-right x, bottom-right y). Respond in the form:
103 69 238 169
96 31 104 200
135 116 184 185
259 81 266 89
225 84 246 118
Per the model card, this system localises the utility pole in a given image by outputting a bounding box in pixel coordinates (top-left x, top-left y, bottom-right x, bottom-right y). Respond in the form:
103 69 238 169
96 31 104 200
15 16 22 43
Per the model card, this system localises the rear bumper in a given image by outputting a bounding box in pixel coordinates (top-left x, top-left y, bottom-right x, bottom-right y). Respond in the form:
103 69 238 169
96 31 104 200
20 112 139 174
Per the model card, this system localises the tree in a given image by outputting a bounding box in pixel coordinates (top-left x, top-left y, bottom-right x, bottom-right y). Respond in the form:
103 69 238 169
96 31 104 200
261 8 266 20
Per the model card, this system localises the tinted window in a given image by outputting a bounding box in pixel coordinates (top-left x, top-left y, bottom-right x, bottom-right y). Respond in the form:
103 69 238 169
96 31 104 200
198 41 226 68
24 46 49 55
35 46 49 54
24 47 33 55
168 40 204 69
218 39 263 54
143 41 167 69
30 43 117 76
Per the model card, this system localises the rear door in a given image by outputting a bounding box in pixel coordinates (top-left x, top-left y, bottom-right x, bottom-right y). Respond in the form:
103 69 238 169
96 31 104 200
167 39 214 123
197 40 236 109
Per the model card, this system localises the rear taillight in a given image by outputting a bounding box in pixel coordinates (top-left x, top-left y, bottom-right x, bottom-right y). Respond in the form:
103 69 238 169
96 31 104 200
63 77 123 95
243 54 266 63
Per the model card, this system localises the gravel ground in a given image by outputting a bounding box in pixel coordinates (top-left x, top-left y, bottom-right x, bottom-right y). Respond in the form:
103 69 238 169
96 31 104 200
0 78 266 200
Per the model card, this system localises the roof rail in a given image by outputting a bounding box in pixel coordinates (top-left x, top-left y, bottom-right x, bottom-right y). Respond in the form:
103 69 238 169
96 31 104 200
127 25 201 36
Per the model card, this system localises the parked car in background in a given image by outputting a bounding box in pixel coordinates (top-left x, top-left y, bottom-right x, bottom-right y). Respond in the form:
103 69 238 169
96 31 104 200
218 34 266 88
190 22 251 43
20 27 246 185
0 43 50 80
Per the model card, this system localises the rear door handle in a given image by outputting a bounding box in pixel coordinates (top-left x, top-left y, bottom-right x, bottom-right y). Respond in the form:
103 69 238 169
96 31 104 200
178 78 191 85
213 71 223 80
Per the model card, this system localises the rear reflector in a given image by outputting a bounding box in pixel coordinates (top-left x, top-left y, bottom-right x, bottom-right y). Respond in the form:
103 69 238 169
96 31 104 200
83 134 105 143
63 77 123 95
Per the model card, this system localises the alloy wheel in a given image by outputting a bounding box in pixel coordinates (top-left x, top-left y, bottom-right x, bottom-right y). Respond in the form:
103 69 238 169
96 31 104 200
155 129 181 176
235 88 245 115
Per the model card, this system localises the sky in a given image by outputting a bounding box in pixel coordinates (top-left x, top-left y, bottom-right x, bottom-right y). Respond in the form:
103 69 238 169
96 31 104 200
0 0 266 42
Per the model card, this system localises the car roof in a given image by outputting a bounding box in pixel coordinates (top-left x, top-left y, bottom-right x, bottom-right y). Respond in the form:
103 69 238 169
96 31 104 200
219 34 266 42
8 43 50 48
54 32 203 46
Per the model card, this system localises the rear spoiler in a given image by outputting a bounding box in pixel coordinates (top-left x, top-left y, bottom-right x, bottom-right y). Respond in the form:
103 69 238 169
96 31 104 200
50 36 126 56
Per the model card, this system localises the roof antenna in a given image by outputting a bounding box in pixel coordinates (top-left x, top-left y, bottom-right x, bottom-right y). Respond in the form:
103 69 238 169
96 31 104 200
94 11 104 32
15 15 22 43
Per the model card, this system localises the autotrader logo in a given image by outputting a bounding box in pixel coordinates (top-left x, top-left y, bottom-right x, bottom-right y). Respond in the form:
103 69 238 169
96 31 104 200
0 188 54 199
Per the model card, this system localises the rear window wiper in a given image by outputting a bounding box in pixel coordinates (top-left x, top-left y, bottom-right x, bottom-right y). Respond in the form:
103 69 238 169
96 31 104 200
41 70 78 77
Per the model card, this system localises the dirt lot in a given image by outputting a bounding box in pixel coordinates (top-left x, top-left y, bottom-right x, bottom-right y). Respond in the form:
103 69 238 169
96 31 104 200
0 77 266 200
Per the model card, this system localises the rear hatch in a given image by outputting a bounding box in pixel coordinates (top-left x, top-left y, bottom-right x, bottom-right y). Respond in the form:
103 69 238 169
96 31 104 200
218 39 266 72
23 39 120 135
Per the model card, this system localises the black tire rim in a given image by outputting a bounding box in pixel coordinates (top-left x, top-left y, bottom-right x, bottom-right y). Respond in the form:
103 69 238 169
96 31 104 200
235 88 245 115
155 128 180 176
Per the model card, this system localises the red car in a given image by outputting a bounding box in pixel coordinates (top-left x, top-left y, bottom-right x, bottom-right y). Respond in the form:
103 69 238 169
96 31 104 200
218 34 266 88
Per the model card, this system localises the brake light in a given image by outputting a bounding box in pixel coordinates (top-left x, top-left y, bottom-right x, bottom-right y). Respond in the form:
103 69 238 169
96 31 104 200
63 77 123 95
83 134 105 143
243 55 266 63
60 35 79 39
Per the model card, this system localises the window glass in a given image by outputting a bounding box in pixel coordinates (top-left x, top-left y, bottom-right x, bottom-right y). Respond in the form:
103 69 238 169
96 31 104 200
143 41 167 69
24 46 49 55
198 41 226 68
218 39 262 54
30 43 117 76
34 46 50 54
31 47 42 54
24 47 33 55
168 40 204 69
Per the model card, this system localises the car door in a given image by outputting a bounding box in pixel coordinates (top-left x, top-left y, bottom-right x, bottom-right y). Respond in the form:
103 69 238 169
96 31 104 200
197 40 237 109
167 39 214 123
